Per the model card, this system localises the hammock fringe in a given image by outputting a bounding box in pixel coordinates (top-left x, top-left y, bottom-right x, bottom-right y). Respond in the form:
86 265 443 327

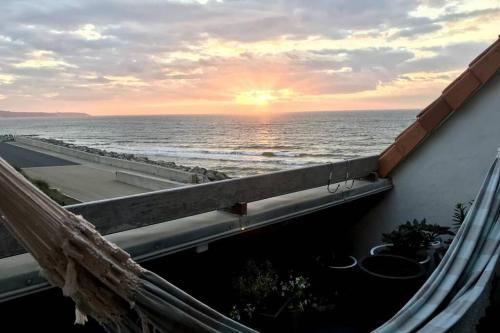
0 157 256 332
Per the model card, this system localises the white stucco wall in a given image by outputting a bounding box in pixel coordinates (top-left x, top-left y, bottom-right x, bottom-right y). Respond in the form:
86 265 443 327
354 72 500 256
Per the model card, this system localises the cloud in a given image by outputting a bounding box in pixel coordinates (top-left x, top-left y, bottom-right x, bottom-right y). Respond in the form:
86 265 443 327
437 7 500 22
0 74 15 85
71 24 106 41
13 50 77 69
103 75 149 87
391 23 442 38
401 41 490 73
0 0 498 113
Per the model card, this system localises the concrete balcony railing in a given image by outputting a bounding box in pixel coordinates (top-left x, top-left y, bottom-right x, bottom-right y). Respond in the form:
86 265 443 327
0 154 395 304
0 155 380 259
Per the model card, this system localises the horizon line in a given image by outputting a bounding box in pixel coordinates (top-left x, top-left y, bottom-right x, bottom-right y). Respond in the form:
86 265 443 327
3 108 420 117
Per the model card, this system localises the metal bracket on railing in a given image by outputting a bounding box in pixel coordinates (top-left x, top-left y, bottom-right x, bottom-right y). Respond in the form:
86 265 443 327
327 162 340 193
221 202 248 232
223 202 247 216
344 159 355 190
366 172 379 182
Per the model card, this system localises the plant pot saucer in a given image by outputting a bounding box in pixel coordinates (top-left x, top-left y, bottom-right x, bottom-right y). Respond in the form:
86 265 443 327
370 243 430 265
430 239 442 249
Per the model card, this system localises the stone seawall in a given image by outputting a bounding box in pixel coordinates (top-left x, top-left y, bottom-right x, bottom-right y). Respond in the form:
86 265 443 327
0 135 14 142
115 171 184 190
41 137 230 181
13 136 230 183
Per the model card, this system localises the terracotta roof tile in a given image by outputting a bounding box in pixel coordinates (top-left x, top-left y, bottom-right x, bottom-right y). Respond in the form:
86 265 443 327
417 97 453 131
470 43 500 82
394 122 427 156
378 36 500 177
469 35 500 66
379 145 404 178
442 69 482 109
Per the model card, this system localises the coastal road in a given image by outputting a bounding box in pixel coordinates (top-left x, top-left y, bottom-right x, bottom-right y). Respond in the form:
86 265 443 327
23 165 149 202
0 142 78 168
1 141 181 202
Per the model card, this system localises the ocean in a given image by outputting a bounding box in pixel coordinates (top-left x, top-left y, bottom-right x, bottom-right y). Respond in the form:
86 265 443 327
0 110 417 177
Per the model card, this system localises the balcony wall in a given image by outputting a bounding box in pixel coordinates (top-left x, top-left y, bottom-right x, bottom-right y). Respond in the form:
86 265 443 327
353 72 500 256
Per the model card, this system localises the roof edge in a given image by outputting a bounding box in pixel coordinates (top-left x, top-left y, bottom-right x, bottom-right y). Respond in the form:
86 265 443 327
379 36 500 177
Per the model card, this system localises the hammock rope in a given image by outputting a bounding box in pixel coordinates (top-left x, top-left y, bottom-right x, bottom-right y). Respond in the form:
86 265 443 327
0 157 256 333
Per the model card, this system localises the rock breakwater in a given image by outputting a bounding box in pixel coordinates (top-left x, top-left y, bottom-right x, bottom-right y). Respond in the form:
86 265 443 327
0 134 14 142
15 135 230 181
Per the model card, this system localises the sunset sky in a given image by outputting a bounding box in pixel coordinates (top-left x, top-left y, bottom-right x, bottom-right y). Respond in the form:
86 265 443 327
0 0 499 115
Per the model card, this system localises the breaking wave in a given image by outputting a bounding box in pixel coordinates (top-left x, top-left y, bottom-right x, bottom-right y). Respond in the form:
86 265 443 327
0 110 416 177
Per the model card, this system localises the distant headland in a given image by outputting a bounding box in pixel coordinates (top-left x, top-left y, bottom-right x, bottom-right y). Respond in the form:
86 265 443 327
0 111 90 118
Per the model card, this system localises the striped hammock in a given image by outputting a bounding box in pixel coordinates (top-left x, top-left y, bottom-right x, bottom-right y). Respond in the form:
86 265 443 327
375 149 500 333
0 157 256 333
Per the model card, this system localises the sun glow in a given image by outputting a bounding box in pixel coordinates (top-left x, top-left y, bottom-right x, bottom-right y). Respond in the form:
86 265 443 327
234 89 295 107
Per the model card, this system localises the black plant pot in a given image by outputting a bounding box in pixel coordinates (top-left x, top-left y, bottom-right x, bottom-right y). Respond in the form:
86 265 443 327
357 255 426 329
370 244 431 266
278 309 305 333
254 297 290 332
328 255 359 301
328 256 358 280
328 255 358 269
314 255 358 289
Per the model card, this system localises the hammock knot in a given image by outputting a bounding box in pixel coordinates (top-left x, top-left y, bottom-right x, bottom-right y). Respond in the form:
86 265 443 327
75 307 89 325
62 258 79 297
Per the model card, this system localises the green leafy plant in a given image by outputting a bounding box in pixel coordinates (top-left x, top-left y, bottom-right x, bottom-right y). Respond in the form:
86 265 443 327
452 201 473 231
229 305 241 321
229 304 256 321
280 274 312 312
234 260 279 305
382 219 454 260
231 260 281 321
441 201 474 252
230 260 321 324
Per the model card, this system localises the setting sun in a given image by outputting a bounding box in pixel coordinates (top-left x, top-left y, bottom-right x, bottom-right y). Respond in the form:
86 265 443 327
0 0 498 116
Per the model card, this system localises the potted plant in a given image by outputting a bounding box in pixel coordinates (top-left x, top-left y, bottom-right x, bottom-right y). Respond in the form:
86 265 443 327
320 252 358 270
229 260 288 329
315 251 357 279
314 250 358 302
371 219 454 265
452 201 473 232
358 254 426 325
435 201 473 261
279 273 313 333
